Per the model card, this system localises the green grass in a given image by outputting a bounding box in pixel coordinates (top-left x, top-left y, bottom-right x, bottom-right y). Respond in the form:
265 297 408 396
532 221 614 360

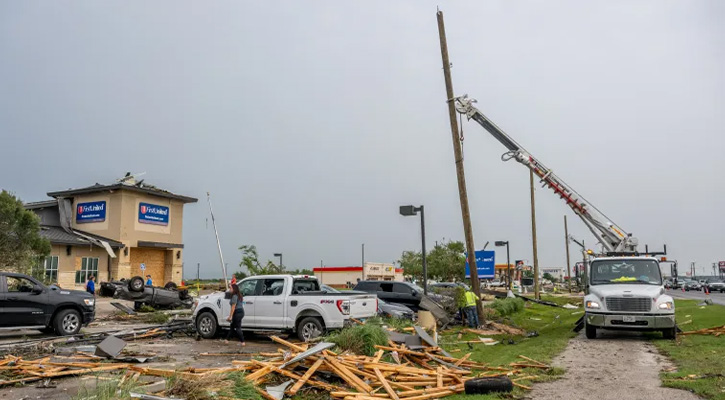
326 322 389 356
487 297 525 317
654 299 725 400
143 311 169 324
442 296 581 399
72 377 140 400
222 372 263 400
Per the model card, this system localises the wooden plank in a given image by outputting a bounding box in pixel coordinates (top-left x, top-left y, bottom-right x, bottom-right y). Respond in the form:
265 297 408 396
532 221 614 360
436 367 443 388
288 358 324 395
372 350 385 363
373 368 400 400
270 336 306 352
518 355 548 367
453 353 471 367
512 382 532 390
325 358 373 394
243 365 273 383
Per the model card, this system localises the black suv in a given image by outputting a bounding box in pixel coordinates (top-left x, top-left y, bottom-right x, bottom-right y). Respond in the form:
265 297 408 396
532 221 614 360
0 272 96 335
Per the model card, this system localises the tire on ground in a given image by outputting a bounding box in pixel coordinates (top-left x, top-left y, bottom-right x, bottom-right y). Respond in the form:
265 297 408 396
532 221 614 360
128 276 145 292
297 317 324 342
662 327 676 340
196 311 218 339
585 322 597 339
464 376 513 394
164 281 177 290
53 309 82 336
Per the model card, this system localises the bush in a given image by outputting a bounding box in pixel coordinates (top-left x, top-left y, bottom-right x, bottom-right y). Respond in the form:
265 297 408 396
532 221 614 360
487 298 525 317
327 323 388 356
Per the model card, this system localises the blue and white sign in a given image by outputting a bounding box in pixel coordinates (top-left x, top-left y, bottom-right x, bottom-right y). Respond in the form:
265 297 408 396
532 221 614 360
138 202 169 226
76 201 106 223
465 250 495 279
140 263 146 271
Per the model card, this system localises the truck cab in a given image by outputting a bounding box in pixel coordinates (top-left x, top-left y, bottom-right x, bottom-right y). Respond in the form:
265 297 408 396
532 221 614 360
584 257 675 339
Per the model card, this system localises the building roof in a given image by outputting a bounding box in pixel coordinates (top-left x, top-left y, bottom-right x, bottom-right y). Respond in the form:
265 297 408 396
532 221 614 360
39 226 124 248
24 200 58 209
47 182 198 204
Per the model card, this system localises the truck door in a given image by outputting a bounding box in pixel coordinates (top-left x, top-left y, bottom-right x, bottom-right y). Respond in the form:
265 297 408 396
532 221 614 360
236 279 259 327
3 275 47 327
253 278 286 328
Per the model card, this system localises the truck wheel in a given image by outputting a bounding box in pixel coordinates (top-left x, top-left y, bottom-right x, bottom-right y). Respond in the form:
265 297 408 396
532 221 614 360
585 322 597 339
54 309 82 336
128 276 145 292
297 317 324 342
164 282 177 290
196 312 218 339
662 327 676 340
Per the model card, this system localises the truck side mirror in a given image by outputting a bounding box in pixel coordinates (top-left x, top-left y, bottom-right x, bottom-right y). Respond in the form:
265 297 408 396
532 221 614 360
32 285 43 294
411 290 418 296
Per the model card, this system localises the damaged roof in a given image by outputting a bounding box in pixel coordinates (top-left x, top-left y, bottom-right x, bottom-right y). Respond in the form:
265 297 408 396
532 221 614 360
47 182 198 203
39 226 124 248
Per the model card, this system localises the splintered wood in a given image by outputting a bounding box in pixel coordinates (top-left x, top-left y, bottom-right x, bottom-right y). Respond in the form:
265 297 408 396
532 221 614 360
680 325 725 336
0 355 130 387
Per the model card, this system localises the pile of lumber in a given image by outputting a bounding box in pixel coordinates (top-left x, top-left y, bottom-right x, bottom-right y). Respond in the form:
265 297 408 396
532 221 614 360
680 325 725 336
0 355 130 387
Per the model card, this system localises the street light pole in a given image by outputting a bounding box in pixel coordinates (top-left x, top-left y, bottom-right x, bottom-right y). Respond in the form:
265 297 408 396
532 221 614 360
400 205 428 295
274 253 283 270
495 241 511 290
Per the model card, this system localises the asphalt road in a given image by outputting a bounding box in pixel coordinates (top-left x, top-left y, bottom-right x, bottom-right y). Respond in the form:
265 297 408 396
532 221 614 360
667 288 725 306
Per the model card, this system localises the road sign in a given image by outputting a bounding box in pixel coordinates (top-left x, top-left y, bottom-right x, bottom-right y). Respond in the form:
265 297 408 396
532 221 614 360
465 250 495 279
140 263 146 271
719 261 725 272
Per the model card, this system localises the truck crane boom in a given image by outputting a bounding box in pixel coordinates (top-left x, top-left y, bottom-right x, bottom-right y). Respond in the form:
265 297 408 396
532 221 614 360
453 95 638 253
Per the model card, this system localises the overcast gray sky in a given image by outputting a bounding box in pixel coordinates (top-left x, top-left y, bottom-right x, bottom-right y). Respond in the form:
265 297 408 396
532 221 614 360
1 1 723 278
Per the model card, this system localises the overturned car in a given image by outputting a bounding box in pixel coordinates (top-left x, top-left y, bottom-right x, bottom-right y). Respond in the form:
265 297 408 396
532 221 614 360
104 276 193 310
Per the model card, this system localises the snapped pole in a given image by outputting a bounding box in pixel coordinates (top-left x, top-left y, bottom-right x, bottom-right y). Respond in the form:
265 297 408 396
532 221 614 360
437 10 483 318
207 192 229 291
565 215 572 293
530 170 540 299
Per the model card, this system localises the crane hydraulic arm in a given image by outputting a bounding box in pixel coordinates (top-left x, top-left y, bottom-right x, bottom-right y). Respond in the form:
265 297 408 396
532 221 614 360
453 95 638 253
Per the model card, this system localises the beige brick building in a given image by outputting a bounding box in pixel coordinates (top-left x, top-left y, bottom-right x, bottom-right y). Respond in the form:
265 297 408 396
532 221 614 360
26 176 196 289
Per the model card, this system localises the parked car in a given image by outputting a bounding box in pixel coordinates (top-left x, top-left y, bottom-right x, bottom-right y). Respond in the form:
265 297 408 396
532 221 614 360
353 281 450 310
705 279 725 293
683 279 702 291
488 280 505 288
192 275 378 341
110 276 193 310
0 272 95 336
377 299 415 320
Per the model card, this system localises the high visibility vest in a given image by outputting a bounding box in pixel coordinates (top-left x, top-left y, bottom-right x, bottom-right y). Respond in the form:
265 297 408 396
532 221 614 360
465 291 477 307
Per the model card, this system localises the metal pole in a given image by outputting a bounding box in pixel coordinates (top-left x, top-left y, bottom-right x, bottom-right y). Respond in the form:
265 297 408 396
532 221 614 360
419 206 428 295
196 263 200 294
582 240 588 294
207 192 229 291
564 215 572 293
362 243 365 280
506 242 511 291
437 10 483 318
530 170 540 299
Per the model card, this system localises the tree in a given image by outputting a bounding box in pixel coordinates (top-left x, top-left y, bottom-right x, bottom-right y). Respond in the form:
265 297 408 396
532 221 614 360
238 244 284 276
233 271 248 280
289 268 314 276
0 191 51 274
397 250 422 282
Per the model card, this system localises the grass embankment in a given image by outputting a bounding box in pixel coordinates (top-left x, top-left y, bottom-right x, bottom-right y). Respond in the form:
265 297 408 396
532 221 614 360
654 299 725 400
443 295 582 399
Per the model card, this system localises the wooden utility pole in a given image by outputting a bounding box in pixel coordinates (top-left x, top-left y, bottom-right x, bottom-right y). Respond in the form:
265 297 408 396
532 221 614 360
564 215 572 293
530 170 540 299
436 10 483 318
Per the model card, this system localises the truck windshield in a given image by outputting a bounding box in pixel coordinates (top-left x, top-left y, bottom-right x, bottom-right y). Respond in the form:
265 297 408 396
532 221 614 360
590 259 662 285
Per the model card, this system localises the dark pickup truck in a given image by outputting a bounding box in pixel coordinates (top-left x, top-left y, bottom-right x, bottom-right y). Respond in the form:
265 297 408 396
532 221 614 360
0 272 95 336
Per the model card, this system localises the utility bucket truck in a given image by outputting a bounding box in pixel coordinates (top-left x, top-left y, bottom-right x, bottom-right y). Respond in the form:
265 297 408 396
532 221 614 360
453 95 675 339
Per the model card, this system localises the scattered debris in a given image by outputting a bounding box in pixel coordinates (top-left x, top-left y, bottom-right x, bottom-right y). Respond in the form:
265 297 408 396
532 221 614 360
265 380 295 400
680 325 725 337
562 303 579 309
697 299 714 306
95 336 127 358
110 302 138 315
0 355 131 387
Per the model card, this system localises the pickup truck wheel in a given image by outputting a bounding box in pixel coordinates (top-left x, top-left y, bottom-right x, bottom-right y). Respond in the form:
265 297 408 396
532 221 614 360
129 276 145 292
662 327 676 340
54 309 82 336
297 317 323 342
196 312 218 339
585 322 597 339
164 282 177 290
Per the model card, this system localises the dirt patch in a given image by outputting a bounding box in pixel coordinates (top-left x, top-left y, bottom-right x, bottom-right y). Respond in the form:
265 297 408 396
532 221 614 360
528 331 700 400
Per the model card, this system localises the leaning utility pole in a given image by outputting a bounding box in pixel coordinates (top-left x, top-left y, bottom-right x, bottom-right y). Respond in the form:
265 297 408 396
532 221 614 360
530 170 540 299
436 10 483 318
564 215 572 293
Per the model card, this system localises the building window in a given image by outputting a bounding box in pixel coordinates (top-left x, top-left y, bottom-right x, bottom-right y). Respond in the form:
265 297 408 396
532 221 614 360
40 256 59 284
76 257 99 284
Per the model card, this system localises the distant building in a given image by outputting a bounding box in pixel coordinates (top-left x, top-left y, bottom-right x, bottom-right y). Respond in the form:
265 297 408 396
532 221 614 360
314 262 403 288
25 175 197 288
541 267 565 280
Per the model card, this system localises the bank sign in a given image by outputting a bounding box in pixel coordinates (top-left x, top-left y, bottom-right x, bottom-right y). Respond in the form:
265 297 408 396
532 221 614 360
465 250 495 279
76 201 106 223
138 203 169 226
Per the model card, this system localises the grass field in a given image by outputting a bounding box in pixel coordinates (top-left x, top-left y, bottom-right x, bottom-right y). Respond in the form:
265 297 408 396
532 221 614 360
654 299 725 400
441 295 582 399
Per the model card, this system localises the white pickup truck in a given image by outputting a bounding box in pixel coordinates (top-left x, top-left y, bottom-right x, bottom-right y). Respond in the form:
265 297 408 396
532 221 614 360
191 275 378 341
584 257 676 339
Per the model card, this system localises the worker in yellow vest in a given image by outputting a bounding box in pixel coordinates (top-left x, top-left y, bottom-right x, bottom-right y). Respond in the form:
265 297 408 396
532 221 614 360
464 290 479 328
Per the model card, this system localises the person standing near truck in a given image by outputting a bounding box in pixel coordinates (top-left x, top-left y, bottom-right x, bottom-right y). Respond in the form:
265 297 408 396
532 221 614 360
226 283 246 346
86 275 95 296
464 289 479 328
146 275 153 286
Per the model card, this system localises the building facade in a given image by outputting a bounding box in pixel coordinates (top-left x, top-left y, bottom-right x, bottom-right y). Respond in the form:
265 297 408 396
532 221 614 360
26 176 196 289
314 262 403 288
